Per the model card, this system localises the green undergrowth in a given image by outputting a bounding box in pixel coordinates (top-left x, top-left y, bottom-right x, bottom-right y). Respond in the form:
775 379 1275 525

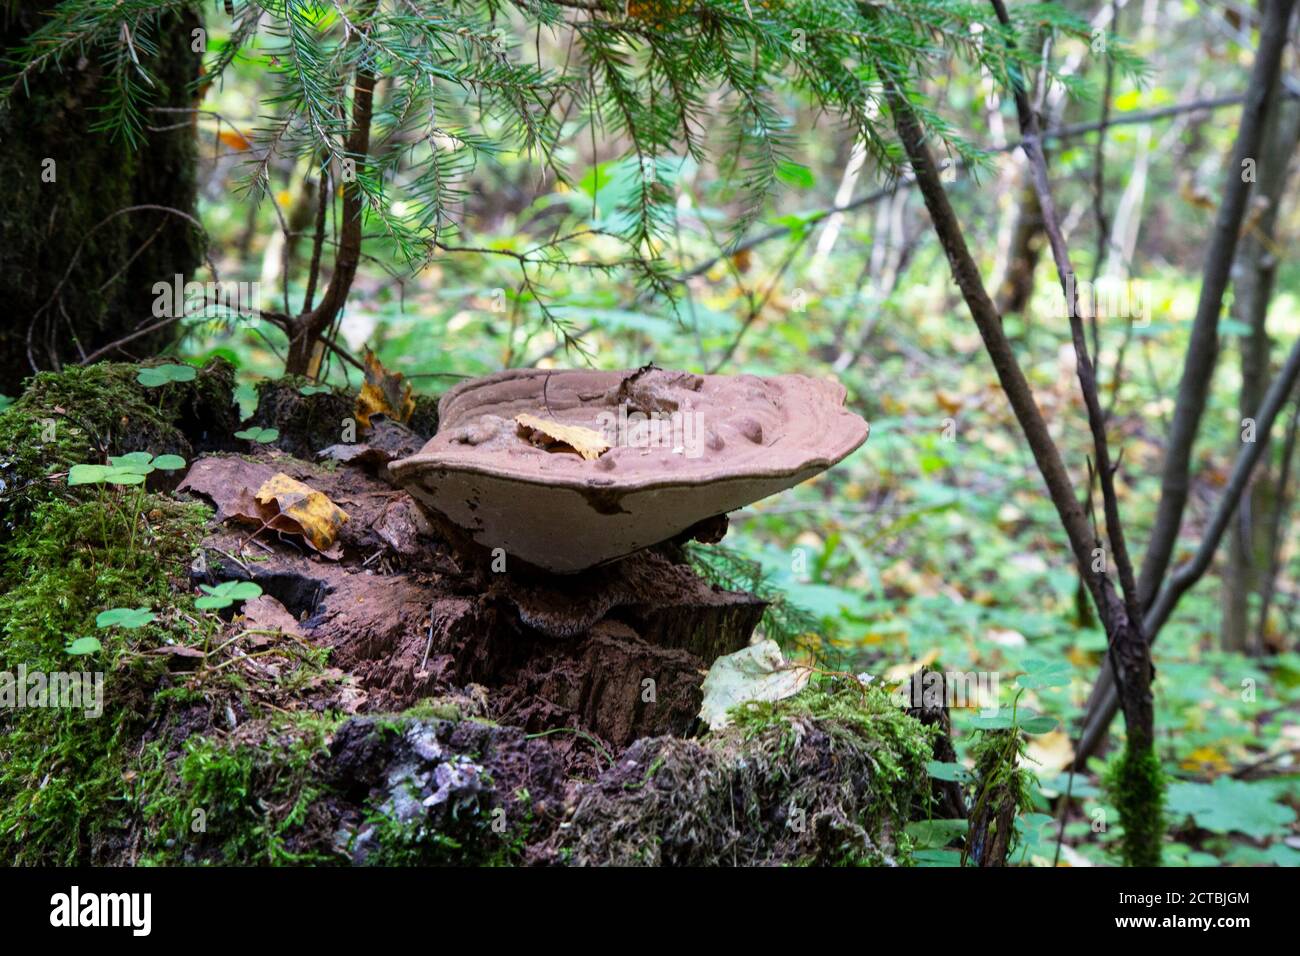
732 681 940 862
556 680 939 866
136 703 532 867
137 714 341 866
0 491 212 863
0 359 235 526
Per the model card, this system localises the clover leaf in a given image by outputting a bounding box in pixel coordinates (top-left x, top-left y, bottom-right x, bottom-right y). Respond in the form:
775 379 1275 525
95 607 157 629
137 364 197 387
1017 658 1073 690
195 580 263 610
234 426 279 444
65 636 103 656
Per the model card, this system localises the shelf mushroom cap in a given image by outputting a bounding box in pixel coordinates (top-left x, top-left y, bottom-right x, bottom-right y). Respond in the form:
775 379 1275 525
389 367 869 573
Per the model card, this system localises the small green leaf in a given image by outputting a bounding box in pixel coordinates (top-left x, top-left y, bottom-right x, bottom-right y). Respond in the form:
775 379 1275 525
234 426 279 444
926 760 973 783
65 636 103 656
906 818 968 849
137 363 197 387
152 454 187 471
775 160 815 190
96 607 156 629
109 453 155 475
1019 715 1059 735
105 469 146 486
196 579 263 610
299 384 331 396
970 712 1015 730
1017 658 1073 689
68 464 111 486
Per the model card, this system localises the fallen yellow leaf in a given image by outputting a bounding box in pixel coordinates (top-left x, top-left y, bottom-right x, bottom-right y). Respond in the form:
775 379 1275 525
255 473 349 553
218 128 253 151
1179 745 1232 774
355 348 415 430
935 389 964 415
1026 730 1075 772
515 412 610 460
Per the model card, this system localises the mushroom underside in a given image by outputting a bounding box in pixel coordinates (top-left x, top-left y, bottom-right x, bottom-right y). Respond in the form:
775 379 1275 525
390 367 869 573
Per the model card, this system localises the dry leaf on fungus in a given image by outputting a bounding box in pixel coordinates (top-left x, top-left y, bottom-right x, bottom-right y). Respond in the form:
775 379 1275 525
514 412 610 460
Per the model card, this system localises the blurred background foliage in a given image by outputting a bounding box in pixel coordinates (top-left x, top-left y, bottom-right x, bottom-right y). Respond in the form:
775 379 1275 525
13 0 1300 865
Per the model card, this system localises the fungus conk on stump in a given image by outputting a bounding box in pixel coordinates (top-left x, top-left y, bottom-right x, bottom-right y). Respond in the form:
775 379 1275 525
389 367 869 573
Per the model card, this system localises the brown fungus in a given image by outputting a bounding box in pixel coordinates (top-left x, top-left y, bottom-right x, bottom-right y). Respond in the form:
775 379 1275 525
389 367 869 573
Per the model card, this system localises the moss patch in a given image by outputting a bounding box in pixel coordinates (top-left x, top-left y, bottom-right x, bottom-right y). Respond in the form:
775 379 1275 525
1105 740 1166 867
138 714 341 866
964 727 1033 866
0 492 212 864
548 680 938 866
0 359 238 527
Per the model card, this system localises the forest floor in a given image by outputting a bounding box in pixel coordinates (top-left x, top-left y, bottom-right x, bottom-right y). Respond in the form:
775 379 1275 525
0 359 957 866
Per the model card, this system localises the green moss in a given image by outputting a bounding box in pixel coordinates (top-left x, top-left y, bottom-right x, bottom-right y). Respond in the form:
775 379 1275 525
1105 740 1165 867
0 359 235 526
0 492 212 863
736 683 939 864
138 714 341 866
558 680 938 866
963 727 1034 865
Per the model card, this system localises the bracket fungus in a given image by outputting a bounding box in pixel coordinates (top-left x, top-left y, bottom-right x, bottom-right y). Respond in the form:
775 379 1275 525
389 367 869 573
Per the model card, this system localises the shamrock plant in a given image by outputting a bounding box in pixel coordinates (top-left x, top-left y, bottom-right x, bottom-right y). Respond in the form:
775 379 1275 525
136 364 196 388
68 452 187 487
95 607 158 629
234 427 279 444
195 580 263 611
66 452 188 557
64 606 161 662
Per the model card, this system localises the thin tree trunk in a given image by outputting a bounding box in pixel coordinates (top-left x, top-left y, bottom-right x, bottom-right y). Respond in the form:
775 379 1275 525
1256 389 1300 646
1079 0 1297 758
285 1 378 376
1222 84 1300 651
1136 0 1296 607
994 177 1043 315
